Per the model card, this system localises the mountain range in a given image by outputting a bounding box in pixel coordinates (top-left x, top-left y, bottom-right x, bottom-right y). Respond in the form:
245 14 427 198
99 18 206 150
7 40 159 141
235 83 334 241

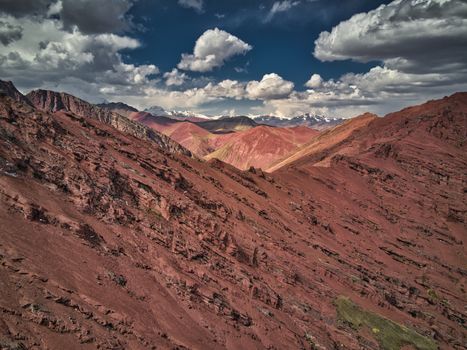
97 104 340 170
0 79 465 350
141 104 343 129
254 114 343 130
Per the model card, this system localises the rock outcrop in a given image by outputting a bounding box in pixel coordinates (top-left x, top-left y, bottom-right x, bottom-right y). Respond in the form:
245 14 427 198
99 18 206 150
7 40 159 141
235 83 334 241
0 80 34 107
26 89 191 157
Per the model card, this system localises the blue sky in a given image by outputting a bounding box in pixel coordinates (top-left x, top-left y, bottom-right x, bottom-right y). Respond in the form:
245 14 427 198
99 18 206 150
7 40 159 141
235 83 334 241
127 0 389 85
1 0 466 118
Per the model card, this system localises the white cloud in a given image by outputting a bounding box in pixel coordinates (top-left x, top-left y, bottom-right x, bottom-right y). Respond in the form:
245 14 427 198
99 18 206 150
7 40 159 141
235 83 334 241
177 28 252 72
0 15 158 94
265 1 300 22
163 68 188 86
305 73 322 88
177 0 204 13
246 73 294 100
206 79 246 100
314 0 467 75
258 64 467 118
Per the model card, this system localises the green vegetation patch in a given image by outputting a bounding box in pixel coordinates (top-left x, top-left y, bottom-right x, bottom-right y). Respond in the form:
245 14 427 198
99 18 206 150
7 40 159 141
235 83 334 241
335 296 437 350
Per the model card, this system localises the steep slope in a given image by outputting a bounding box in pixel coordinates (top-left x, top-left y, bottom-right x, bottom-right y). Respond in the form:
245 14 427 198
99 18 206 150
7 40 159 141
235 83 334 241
164 121 217 156
0 85 465 350
197 116 258 134
0 80 34 107
273 93 466 348
97 102 138 118
268 113 377 172
26 89 190 157
205 125 319 170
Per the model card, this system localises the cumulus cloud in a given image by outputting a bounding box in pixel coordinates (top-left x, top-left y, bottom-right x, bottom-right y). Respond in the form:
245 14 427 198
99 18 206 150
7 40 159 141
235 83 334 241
0 14 158 95
0 20 23 45
314 0 467 74
178 0 204 13
305 73 322 88
260 64 467 118
205 79 247 100
265 1 300 22
163 69 188 86
246 73 294 100
178 28 252 72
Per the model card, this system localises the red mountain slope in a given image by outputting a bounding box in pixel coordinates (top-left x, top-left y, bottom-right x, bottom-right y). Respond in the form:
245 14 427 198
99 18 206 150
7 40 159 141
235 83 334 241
129 112 218 156
129 111 318 165
205 125 319 170
268 113 377 171
0 84 465 349
164 122 216 156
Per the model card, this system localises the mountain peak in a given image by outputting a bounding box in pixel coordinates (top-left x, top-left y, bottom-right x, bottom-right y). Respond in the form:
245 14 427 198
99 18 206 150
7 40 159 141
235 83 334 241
0 80 34 107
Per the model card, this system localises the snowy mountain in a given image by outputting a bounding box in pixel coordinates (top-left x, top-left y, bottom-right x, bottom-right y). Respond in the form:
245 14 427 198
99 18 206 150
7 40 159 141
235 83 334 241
144 106 208 122
254 114 344 130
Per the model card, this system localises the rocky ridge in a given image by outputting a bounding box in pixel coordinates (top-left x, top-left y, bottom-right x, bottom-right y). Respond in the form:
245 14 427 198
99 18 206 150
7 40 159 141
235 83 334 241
26 89 191 157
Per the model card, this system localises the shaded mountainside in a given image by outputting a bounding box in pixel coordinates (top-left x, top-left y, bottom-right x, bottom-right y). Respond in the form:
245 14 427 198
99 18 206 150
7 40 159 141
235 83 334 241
0 83 465 350
205 125 319 170
97 102 138 118
0 80 34 107
128 111 179 132
197 116 259 134
26 89 191 157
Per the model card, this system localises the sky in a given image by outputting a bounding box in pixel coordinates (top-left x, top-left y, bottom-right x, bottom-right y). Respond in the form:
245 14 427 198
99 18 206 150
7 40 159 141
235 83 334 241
0 0 466 118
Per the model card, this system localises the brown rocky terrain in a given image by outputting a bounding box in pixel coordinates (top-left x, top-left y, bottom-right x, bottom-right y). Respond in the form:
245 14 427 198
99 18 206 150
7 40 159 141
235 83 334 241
26 89 190 157
0 81 465 350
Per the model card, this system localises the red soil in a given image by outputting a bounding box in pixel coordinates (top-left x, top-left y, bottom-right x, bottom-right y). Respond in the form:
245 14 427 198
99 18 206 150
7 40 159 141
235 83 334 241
164 121 215 156
0 86 465 349
204 125 319 170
